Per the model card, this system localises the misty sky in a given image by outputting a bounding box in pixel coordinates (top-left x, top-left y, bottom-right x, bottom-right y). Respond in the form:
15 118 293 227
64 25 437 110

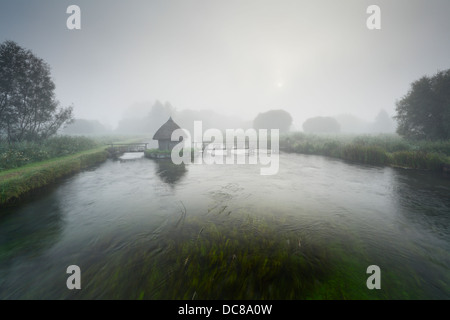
1 0 450 128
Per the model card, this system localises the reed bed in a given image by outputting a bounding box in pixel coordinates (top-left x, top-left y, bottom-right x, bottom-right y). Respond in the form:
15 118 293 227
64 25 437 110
280 133 450 171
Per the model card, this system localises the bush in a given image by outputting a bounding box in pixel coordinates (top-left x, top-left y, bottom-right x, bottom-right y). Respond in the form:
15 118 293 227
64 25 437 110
0 136 99 170
413 140 450 156
0 149 31 169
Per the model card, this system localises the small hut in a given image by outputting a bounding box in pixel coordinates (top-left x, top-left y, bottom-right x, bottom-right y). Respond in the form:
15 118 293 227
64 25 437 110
153 117 184 151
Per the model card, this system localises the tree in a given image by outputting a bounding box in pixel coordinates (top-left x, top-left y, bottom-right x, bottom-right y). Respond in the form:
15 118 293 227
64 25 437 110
395 69 450 140
372 109 395 133
0 41 73 143
334 114 369 133
115 100 175 134
253 109 293 133
63 119 109 135
147 100 175 131
302 116 340 133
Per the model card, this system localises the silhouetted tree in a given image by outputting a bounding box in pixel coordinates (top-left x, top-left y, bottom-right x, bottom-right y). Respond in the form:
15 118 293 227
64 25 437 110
334 114 369 133
63 119 109 135
253 109 292 133
372 109 395 133
302 116 340 133
176 109 250 135
115 100 175 134
395 69 450 140
148 100 175 130
0 41 73 143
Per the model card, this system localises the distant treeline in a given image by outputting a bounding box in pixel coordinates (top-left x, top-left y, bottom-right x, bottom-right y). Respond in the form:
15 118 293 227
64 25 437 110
63 100 253 136
303 111 396 134
64 102 396 137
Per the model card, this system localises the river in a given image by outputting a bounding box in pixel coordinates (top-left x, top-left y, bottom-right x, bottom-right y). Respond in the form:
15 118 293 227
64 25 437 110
0 152 449 299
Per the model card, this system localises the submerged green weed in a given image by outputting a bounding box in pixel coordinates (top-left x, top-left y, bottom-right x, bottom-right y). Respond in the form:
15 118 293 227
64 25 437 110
73 211 401 300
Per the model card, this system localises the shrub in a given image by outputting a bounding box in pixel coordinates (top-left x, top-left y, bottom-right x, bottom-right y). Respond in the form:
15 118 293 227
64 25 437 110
0 136 100 171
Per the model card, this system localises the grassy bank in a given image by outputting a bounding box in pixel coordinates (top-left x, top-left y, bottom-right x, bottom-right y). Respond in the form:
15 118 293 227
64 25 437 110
280 133 450 171
144 148 194 160
144 148 172 159
0 147 108 206
0 136 100 170
0 135 149 171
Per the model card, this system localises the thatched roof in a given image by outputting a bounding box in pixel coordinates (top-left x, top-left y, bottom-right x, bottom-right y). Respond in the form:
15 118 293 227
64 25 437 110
153 117 182 140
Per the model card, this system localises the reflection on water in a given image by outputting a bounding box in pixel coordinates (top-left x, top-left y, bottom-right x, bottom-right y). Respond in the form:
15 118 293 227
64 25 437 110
117 152 187 185
154 159 187 185
0 153 449 299
118 152 145 162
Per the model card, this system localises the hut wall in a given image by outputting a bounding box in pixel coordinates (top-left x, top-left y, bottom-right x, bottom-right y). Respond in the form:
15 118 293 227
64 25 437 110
158 140 181 151
158 140 169 151
168 141 180 150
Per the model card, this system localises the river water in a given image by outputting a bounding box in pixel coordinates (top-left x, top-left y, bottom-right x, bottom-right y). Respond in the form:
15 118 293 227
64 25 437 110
0 152 449 299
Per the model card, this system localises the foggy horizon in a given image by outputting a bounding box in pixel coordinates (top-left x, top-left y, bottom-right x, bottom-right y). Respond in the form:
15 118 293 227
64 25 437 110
1 0 450 130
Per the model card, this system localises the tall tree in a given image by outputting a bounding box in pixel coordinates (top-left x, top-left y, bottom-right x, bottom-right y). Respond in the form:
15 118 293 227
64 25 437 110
0 41 73 143
63 118 109 135
395 69 450 140
253 109 293 133
372 109 395 133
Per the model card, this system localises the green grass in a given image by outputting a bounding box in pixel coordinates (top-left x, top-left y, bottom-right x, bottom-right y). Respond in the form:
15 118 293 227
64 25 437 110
144 148 195 160
0 147 108 206
280 133 450 171
0 136 99 170
144 148 172 160
144 148 172 155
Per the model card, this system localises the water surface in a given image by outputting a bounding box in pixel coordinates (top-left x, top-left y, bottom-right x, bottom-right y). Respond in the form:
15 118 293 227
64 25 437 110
0 152 449 299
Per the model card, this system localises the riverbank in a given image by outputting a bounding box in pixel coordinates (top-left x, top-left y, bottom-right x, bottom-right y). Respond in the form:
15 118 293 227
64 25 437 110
0 147 108 206
280 133 450 173
144 148 194 160
144 148 172 159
